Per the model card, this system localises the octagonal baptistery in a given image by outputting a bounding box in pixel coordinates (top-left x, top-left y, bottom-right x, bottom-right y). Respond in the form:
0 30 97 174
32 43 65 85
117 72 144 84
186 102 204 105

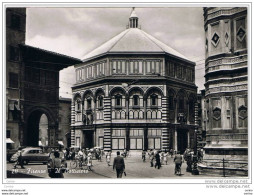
71 8 197 153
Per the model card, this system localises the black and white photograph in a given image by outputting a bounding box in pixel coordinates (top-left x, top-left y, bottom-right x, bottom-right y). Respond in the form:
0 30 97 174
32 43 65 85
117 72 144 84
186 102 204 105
2 2 252 195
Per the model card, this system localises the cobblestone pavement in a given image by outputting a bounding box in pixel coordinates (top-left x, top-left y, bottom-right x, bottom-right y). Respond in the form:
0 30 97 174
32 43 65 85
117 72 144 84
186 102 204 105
6 153 218 179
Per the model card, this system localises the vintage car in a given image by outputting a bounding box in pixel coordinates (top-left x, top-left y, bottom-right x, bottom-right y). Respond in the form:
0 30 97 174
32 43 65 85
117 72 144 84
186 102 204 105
11 147 50 165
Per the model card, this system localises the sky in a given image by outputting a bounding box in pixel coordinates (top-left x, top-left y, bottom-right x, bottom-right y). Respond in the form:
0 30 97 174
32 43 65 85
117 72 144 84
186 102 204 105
26 7 205 98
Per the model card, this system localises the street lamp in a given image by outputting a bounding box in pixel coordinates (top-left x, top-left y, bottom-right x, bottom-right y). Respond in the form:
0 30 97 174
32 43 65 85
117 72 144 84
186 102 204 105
192 102 199 175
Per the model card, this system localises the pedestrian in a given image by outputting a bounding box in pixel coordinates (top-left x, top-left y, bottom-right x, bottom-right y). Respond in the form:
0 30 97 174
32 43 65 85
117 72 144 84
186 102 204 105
148 149 154 167
101 149 104 157
48 151 64 178
155 151 161 169
106 151 111 166
87 152 92 171
13 150 25 169
170 148 173 158
142 150 146 162
70 150 75 160
174 151 183 175
123 149 127 158
96 149 100 161
65 148 70 160
160 151 164 165
113 151 125 178
78 149 84 167
62 148 66 159
163 151 168 165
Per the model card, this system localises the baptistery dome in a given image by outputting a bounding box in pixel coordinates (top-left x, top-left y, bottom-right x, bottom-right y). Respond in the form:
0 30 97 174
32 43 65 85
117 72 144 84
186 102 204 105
72 8 197 154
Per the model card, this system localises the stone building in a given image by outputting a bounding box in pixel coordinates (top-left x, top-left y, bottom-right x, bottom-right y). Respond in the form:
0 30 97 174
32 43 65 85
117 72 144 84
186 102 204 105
6 8 81 149
71 9 197 153
59 97 72 148
202 7 248 170
6 8 26 149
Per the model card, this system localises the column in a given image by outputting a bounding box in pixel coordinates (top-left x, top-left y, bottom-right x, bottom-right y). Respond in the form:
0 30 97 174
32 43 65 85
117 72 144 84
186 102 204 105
187 131 190 148
103 97 111 122
48 124 57 147
162 127 170 151
144 98 147 119
174 126 178 152
174 98 178 123
71 127 75 147
71 99 76 146
161 97 169 122
103 97 112 151
126 127 130 151
144 126 148 151
126 98 129 119
187 101 189 124
93 126 96 147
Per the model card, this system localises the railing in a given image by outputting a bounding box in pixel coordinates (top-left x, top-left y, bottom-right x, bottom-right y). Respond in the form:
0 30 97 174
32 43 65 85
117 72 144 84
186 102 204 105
200 158 248 177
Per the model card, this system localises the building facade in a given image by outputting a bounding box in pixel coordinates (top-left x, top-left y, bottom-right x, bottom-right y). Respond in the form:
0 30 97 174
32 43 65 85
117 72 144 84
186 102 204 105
71 9 197 153
59 97 72 148
202 7 248 164
6 8 81 149
6 8 26 149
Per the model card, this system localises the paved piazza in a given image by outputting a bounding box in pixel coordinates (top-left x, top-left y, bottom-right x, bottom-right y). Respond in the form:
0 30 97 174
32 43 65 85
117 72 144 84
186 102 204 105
6 153 219 179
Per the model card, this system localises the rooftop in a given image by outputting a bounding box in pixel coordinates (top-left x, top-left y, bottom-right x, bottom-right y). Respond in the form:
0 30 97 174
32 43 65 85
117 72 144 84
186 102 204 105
81 9 193 64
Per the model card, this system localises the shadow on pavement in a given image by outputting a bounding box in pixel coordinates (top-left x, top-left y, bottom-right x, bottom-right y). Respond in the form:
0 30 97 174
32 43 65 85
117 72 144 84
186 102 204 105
6 170 43 178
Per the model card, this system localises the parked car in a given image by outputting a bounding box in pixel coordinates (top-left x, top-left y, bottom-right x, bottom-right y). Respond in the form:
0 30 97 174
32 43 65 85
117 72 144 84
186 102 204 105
11 147 50 165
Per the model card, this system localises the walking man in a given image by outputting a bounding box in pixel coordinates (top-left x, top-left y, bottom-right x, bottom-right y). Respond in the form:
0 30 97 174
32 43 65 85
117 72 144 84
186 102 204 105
174 151 183 175
155 151 161 169
113 151 125 178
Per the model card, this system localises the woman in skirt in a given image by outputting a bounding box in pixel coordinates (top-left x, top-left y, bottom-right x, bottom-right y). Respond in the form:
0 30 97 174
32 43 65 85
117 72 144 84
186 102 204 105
106 151 111 166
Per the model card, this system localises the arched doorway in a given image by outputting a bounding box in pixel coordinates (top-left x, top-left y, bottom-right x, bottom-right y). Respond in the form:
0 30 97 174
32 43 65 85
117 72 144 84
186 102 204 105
39 114 48 147
25 108 56 147
177 129 188 154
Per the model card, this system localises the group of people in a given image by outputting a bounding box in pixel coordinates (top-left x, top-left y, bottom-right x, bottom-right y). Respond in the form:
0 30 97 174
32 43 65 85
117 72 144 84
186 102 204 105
62 147 104 161
145 149 186 175
11 146 203 178
147 149 171 169
76 149 93 171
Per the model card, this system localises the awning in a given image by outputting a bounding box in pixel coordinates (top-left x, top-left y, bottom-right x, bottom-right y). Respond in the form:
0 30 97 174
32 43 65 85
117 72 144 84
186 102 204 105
58 141 64 146
6 138 14 144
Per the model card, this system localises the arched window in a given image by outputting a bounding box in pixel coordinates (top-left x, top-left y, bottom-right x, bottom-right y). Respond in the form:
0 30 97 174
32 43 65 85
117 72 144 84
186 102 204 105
87 98 92 110
133 95 139 106
115 94 122 106
189 100 194 115
98 96 103 108
169 96 174 110
151 94 158 106
179 96 184 110
76 99 81 112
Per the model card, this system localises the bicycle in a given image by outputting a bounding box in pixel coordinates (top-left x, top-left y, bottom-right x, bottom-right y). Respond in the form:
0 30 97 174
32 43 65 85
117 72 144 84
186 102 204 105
70 156 87 169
